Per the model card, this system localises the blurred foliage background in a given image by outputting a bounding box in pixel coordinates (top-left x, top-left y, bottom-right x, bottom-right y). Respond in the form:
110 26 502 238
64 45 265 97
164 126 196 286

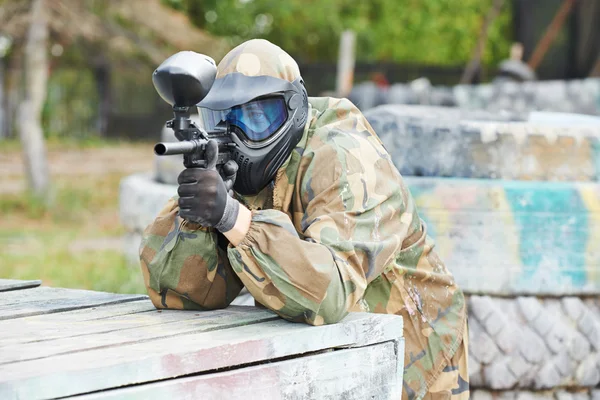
164 0 512 66
0 0 521 144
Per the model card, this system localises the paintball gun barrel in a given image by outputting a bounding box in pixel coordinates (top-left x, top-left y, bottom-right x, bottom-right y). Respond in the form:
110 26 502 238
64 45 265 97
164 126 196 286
153 133 234 168
151 51 236 169
154 140 201 156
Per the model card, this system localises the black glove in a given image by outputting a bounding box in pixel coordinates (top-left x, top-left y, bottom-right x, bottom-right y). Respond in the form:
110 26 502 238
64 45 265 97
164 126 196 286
177 140 240 232
220 159 238 196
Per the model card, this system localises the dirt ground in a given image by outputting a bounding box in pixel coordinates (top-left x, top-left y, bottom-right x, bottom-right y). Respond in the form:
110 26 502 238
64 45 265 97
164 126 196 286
0 145 154 194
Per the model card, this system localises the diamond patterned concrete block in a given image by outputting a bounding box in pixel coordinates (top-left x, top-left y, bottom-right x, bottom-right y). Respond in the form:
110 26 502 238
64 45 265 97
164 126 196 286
555 391 575 400
535 363 562 389
497 391 518 400
483 310 507 336
550 351 574 378
518 297 544 322
572 393 592 400
575 355 600 386
568 331 591 362
468 317 500 364
577 310 600 347
485 358 519 389
508 355 532 379
495 323 519 354
469 296 496 324
518 326 547 364
472 390 495 400
471 390 596 400
545 324 571 355
532 312 555 336
468 295 600 390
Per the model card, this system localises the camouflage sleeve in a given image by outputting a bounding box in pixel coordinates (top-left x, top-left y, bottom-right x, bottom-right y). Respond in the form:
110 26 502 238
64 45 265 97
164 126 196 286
139 197 244 310
227 125 412 325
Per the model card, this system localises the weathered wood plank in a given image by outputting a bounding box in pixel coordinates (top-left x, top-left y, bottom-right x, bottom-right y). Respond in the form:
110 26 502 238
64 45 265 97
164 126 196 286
0 312 403 400
0 300 154 339
0 287 139 307
0 287 147 320
0 308 279 363
0 303 254 346
0 279 42 292
72 341 402 400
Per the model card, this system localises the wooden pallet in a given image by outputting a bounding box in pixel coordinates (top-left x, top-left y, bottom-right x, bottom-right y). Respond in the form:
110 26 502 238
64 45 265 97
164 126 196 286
0 280 404 400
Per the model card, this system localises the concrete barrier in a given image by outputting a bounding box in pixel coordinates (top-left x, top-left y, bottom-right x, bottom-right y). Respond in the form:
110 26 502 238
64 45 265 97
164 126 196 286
409 177 600 296
454 79 600 116
348 78 600 115
365 105 600 181
119 173 175 265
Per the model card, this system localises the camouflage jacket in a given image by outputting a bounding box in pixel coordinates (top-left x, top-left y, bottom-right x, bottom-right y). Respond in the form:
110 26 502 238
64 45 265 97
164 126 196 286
140 96 467 399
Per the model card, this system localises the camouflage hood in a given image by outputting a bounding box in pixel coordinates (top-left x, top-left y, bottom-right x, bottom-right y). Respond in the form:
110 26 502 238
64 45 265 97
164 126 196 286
197 39 303 110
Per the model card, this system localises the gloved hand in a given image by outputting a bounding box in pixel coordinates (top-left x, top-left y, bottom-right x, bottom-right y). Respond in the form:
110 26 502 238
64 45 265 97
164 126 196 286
220 159 238 196
177 140 240 232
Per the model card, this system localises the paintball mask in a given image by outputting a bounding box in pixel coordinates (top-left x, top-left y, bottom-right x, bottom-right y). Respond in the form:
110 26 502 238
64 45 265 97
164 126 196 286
153 40 309 196
200 97 287 145
197 74 308 196
197 39 309 196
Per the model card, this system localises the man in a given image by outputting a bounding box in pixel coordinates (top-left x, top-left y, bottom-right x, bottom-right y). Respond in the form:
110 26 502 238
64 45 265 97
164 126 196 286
140 39 468 400
493 43 536 83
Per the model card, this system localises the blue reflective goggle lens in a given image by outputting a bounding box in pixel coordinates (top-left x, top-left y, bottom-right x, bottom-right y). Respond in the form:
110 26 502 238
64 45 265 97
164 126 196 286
225 97 287 142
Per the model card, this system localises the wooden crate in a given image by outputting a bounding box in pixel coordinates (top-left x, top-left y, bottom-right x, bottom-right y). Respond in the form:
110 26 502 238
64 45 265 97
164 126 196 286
0 280 404 400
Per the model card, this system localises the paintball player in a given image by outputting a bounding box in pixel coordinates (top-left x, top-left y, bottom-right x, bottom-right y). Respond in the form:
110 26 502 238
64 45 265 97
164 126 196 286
140 39 468 400
493 43 537 83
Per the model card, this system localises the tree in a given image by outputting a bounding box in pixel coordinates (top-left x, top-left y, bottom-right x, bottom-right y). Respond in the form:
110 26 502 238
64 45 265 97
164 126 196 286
0 0 228 198
460 0 506 84
165 0 513 67
18 0 50 200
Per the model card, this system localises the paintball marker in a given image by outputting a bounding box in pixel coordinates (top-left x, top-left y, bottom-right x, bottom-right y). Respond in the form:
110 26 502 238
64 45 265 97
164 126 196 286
152 51 236 169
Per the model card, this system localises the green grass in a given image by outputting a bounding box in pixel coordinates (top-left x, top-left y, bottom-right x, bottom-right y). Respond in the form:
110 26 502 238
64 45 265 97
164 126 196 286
0 173 128 232
0 234 145 294
0 142 149 294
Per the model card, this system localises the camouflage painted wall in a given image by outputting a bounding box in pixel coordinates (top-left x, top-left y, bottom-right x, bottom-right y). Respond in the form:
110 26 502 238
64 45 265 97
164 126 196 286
409 177 600 296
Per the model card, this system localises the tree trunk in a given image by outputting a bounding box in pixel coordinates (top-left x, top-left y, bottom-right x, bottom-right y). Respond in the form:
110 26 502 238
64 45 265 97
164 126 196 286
6 52 23 140
18 0 50 199
336 30 356 98
460 0 505 84
0 58 5 139
94 59 111 137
